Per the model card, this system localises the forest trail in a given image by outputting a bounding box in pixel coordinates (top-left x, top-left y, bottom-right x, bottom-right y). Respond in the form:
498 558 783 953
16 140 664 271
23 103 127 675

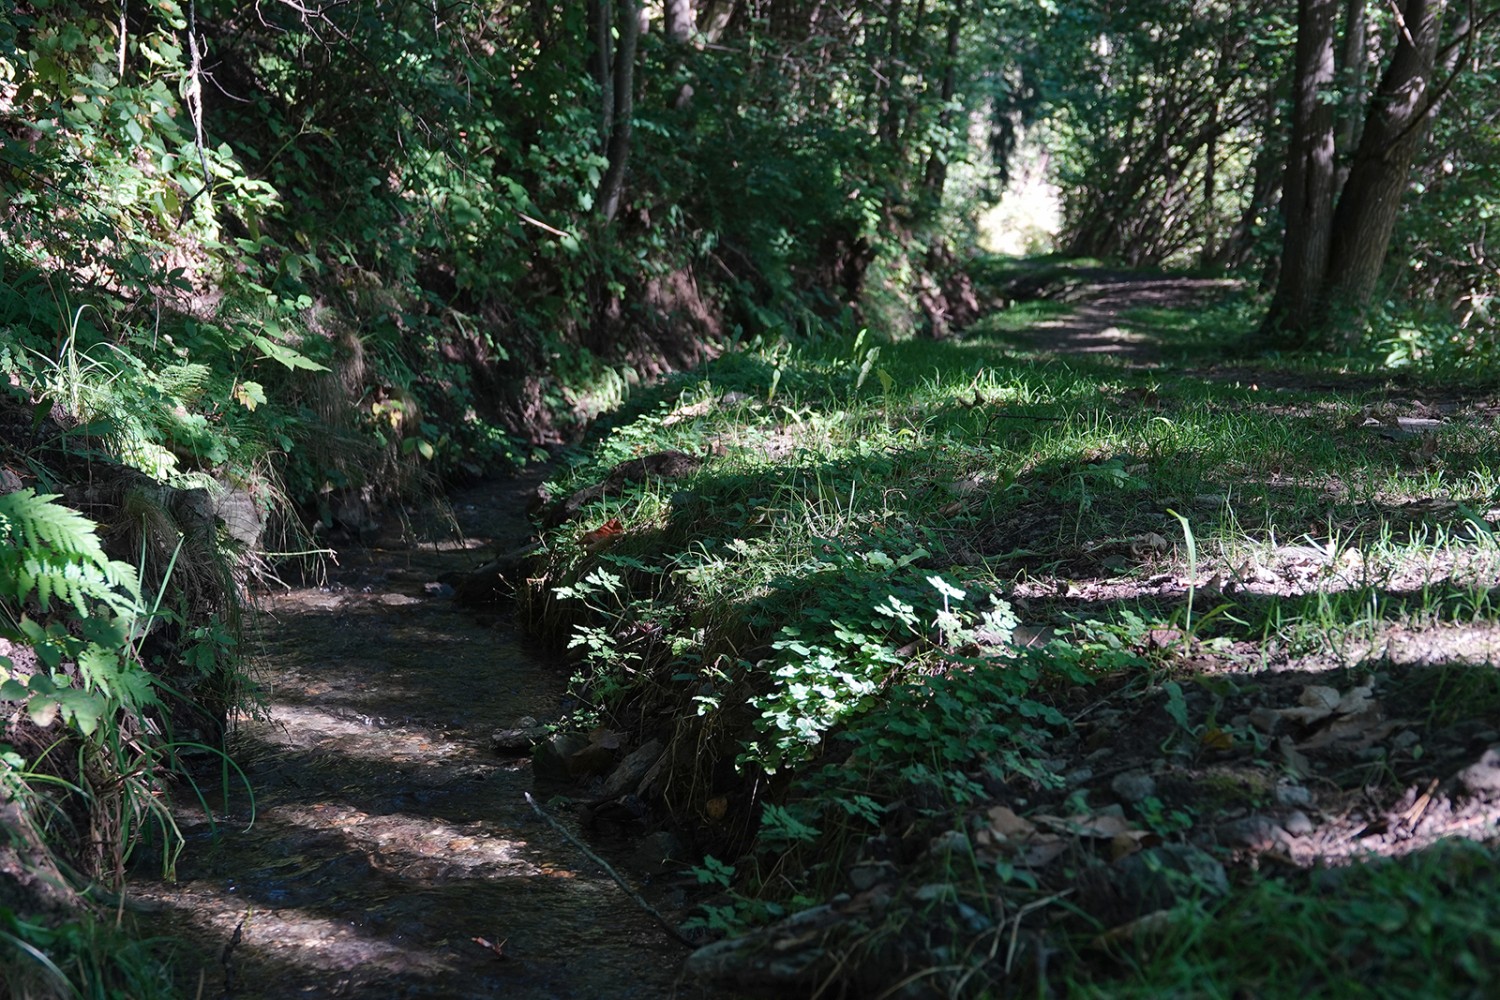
995 269 1241 362
130 473 703 1000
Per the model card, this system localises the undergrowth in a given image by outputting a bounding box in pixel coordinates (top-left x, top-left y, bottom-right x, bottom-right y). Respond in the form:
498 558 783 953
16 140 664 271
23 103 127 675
529 282 1500 994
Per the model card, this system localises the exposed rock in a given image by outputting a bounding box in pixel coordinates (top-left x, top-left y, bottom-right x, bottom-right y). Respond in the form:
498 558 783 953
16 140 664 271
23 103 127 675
600 739 664 799
533 731 590 781
492 717 550 754
1215 814 1292 852
1456 747 1500 795
1110 771 1157 804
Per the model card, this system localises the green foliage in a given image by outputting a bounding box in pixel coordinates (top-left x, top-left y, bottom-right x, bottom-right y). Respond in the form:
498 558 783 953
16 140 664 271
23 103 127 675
0 490 142 619
1078 840 1500 997
0 903 174 1000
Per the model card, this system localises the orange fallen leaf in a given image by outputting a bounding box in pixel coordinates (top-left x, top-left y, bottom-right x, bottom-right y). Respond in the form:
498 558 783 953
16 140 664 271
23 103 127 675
580 518 624 553
1200 727 1234 751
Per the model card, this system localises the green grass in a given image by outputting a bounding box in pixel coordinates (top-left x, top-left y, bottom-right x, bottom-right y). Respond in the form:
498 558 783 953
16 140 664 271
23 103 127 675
1072 840 1500 998
527 277 1500 994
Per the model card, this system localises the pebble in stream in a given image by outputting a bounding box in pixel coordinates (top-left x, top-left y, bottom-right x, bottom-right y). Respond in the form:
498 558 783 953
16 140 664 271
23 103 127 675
131 482 717 999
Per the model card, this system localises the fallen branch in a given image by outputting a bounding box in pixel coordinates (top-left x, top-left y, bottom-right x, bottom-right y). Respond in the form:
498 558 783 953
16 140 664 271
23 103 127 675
524 792 696 948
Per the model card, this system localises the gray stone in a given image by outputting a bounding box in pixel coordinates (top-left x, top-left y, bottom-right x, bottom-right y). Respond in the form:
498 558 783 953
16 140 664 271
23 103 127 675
600 739 664 799
1274 782 1313 807
1283 810 1315 837
1216 814 1292 852
532 731 590 781
1110 771 1157 804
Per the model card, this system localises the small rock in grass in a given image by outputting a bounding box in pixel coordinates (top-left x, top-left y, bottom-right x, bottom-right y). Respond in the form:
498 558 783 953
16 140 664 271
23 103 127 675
1283 810 1315 836
1216 814 1292 852
1274 782 1313 807
1457 747 1500 795
1110 772 1157 804
1065 767 1095 787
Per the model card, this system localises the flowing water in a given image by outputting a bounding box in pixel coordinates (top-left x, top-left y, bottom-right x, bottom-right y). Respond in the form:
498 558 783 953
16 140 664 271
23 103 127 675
132 474 705 999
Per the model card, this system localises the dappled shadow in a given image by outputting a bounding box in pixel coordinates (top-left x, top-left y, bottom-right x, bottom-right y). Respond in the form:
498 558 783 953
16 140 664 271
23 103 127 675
982 269 1243 363
130 474 707 1000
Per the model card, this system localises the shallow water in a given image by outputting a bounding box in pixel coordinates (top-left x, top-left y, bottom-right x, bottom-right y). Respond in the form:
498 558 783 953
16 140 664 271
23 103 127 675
132 476 705 999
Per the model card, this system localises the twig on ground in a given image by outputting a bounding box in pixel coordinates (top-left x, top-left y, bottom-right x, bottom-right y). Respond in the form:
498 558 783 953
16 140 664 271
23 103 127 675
524 791 697 948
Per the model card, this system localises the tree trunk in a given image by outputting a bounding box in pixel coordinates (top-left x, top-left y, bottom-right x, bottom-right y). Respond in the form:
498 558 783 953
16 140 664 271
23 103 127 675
588 0 615 142
1322 0 1446 328
1259 0 1338 340
664 0 696 109
920 1 964 215
596 0 640 223
665 0 695 42
1333 0 1368 198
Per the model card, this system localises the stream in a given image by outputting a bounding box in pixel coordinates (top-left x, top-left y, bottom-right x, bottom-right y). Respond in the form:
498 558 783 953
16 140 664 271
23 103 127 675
132 472 705 999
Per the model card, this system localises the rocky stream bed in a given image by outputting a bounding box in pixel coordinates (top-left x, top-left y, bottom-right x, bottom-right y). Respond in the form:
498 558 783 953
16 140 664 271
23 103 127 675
129 472 715 999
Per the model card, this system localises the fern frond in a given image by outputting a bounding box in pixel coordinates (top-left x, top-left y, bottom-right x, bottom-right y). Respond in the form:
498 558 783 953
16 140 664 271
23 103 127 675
0 490 144 618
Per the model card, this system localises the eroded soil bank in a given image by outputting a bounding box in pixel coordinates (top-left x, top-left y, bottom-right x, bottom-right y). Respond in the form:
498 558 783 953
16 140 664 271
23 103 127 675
130 473 709 999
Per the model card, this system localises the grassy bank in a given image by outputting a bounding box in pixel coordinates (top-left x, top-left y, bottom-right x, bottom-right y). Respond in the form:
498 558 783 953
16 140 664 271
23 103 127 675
527 272 1500 995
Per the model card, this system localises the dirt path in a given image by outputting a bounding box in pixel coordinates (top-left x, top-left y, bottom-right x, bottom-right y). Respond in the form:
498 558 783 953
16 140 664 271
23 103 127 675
997 269 1241 363
132 474 711 999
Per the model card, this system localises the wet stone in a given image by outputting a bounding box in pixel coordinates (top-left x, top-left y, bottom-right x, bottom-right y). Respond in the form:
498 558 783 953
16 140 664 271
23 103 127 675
533 731 590 781
601 739 664 799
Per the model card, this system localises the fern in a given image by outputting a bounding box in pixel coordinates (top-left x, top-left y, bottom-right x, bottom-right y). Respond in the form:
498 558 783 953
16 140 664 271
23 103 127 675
0 490 143 619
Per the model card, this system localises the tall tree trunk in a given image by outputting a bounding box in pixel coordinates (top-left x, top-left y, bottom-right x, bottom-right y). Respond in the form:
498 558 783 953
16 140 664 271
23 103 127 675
664 0 696 109
920 0 964 215
665 0 695 41
697 0 736 42
1322 0 1446 327
1333 0 1368 198
596 0 640 223
588 0 615 142
1260 0 1339 339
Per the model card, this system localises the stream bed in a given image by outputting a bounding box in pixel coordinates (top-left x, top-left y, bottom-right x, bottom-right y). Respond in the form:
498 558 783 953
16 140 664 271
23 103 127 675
132 474 703 998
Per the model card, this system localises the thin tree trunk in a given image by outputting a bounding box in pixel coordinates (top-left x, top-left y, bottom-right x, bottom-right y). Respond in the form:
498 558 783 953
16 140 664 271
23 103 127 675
588 0 614 142
1260 0 1339 339
920 0 964 214
1333 0 1368 198
665 0 696 109
597 0 640 223
1323 0 1446 326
